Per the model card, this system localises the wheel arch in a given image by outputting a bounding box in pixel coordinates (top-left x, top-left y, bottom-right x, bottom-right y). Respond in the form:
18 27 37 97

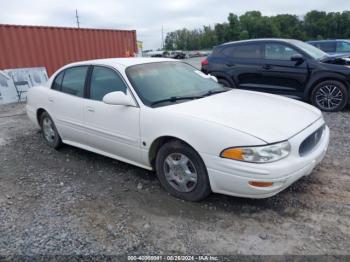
36 108 47 125
305 75 350 101
148 135 200 170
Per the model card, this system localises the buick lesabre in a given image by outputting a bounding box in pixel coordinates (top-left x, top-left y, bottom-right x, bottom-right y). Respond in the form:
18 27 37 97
26 58 329 201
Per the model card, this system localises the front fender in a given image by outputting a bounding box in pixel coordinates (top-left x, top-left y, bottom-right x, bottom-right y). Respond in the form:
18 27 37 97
304 71 350 100
140 108 265 166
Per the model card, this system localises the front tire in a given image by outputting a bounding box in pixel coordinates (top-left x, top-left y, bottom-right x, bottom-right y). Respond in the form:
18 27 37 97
40 112 62 149
311 80 348 112
155 141 211 201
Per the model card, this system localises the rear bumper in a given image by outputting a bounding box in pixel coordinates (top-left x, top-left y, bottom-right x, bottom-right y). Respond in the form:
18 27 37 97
201 118 329 198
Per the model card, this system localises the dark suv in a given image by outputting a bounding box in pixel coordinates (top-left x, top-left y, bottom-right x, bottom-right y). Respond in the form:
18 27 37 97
201 39 350 112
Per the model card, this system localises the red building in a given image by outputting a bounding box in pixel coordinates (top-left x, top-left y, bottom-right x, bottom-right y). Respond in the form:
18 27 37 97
0 24 137 76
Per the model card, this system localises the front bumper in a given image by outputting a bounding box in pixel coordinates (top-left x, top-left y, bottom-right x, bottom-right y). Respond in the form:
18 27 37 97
201 118 329 198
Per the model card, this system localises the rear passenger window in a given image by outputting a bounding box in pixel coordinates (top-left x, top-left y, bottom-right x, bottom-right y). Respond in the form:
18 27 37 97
89 66 127 101
61 66 88 97
52 71 64 91
265 43 300 60
223 44 263 59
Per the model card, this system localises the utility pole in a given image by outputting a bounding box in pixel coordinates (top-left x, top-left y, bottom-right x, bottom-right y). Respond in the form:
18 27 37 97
161 25 164 50
75 9 80 28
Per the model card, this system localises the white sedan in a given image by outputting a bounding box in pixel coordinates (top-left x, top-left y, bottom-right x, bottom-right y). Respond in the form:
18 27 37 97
26 58 329 201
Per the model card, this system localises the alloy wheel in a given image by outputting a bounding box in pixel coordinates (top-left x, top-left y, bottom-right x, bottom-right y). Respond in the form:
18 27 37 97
42 117 56 143
315 85 344 111
163 153 198 193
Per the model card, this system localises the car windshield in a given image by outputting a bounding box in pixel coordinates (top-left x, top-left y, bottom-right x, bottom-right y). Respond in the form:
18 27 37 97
126 62 227 107
290 40 329 60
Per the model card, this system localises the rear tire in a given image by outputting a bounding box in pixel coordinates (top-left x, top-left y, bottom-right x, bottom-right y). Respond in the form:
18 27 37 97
40 112 62 149
311 80 348 112
155 141 211 202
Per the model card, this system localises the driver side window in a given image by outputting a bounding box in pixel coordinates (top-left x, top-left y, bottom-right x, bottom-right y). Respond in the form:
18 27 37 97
89 66 128 101
265 43 300 60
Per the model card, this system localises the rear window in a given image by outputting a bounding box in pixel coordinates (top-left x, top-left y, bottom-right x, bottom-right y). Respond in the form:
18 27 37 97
222 44 263 59
52 71 64 91
61 66 88 97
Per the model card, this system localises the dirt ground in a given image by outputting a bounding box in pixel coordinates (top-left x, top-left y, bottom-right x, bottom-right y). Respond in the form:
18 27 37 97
0 102 349 257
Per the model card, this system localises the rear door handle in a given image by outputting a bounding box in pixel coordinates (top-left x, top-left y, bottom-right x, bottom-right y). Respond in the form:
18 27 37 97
87 106 95 112
48 97 54 102
262 64 273 70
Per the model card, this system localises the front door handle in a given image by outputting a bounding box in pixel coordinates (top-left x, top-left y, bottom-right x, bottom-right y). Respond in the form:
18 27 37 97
262 64 273 70
87 106 95 112
48 97 54 102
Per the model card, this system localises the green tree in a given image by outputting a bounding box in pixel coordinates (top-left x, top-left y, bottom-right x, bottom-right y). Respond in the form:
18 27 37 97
201 25 217 49
164 10 350 51
240 11 277 38
214 23 230 44
335 11 350 38
272 14 305 39
304 10 328 39
239 30 249 40
227 13 241 40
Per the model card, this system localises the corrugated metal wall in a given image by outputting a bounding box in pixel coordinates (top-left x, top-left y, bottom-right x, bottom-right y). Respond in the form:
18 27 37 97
0 24 137 76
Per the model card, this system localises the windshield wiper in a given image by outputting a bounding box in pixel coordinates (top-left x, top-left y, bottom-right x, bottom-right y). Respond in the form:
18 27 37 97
151 89 230 107
151 95 202 106
203 89 229 97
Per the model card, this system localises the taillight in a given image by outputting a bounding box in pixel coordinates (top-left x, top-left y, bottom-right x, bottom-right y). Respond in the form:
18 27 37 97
201 58 209 66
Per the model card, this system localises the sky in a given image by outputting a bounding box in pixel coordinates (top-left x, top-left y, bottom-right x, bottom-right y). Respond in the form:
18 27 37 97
1 0 350 50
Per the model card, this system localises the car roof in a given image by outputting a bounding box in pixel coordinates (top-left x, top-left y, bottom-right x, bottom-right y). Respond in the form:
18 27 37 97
64 57 176 68
217 38 301 47
308 39 350 43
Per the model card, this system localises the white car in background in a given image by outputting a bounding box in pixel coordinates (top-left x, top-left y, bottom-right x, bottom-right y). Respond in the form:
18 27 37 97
26 58 329 201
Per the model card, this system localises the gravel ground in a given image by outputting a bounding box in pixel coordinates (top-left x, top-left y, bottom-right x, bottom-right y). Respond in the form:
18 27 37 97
0 100 349 257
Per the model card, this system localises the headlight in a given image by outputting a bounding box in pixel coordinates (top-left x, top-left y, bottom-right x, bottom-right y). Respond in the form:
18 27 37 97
220 141 291 163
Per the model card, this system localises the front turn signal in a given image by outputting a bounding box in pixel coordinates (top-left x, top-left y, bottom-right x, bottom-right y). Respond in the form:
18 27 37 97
220 148 244 160
248 181 274 188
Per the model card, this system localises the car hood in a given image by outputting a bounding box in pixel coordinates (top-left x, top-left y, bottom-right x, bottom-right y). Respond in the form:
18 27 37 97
160 90 322 143
321 54 350 65
325 53 350 59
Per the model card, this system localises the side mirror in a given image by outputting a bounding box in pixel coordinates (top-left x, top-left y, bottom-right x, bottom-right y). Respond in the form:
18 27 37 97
102 91 136 107
291 54 304 63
